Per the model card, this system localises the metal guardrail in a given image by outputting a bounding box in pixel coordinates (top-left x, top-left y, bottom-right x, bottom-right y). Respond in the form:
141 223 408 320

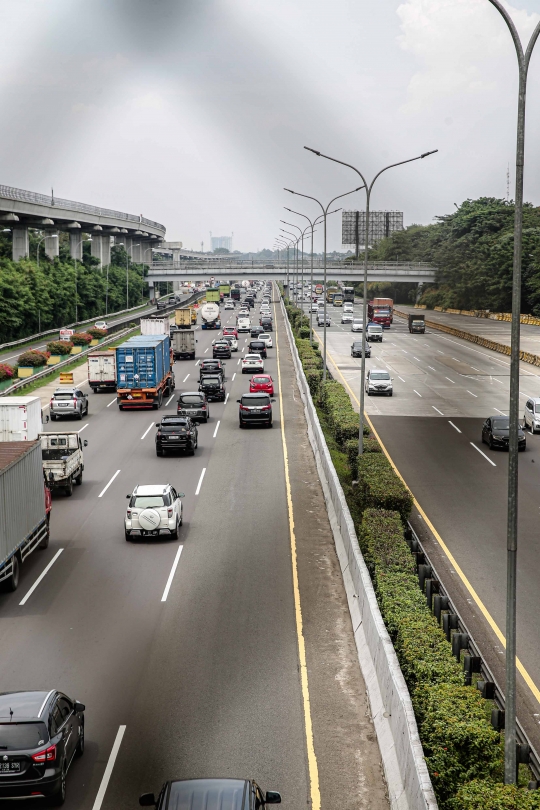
0 184 165 233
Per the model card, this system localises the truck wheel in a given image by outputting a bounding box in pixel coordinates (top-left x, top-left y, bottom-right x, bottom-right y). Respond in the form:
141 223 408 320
65 479 73 497
75 471 83 485
8 556 19 592
39 529 50 550
50 413 57 421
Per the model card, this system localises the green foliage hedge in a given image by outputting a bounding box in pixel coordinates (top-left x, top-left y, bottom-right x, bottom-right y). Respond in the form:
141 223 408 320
18 349 50 367
454 780 540 810
353 454 413 519
46 340 73 354
88 327 107 339
0 362 15 381
71 332 93 346
345 436 382 477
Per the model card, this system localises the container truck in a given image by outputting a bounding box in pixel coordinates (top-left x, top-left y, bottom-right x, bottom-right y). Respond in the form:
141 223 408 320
87 351 117 392
372 297 394 323
40 431 87 496
231 287 241 301
219 283 231 301
172 330 196 360
200 303 221 330
175 309 192 329
116 334 175 410
0 396 42 441
140 318 169 335
368 301 392 328
206 288 221 304
343 286 355 303
0 441 51 591
408 313 426 333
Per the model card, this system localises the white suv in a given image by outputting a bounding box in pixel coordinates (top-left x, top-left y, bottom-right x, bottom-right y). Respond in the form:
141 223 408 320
524 398 540 433
365 369 393 397
125 484 184 540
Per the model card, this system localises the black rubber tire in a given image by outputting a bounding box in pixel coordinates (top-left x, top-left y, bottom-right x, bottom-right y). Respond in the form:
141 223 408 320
267 421 273 428
8 556 19 592
118 405 123 411
75 471 83 485
203 416 208 423
156 448 164 457
77 411 83 420
65 479 73 497
125 532 132 541
239 421 244 429
489 437 493 450
50 765 66 806
171 521 179 540
50 413 57 421
75 722 84 757
39 524 50 550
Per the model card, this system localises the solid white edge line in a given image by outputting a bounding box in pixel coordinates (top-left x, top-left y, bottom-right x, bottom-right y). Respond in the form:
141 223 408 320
161 545 184 602
78 424 88 433
448 421 462 433
432 406 444 415
107 398 116 407
213 420 221 438
195 467 206 495
470 442 497 467
140 422 155 440
19 549 64 606
183 374 190 382
98 470 121 498
91 725 127 810
166 394 175 406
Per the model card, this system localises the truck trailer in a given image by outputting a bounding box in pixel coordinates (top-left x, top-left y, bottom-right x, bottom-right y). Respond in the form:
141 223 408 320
175 309 192 329
0 396 42 441
87 351 117 392
116 334 175 410
171 330 196 360
200 303 221 330
408 313 426 333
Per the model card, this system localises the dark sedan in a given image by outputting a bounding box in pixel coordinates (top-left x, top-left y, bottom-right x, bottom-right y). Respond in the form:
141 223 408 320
481 416 526 451
199 375 226 401
250 325 264 338
212 340 232 359
177 392 209 423
140 777 281 809
351 340 371 358
156 416 198 456
0 690 85 803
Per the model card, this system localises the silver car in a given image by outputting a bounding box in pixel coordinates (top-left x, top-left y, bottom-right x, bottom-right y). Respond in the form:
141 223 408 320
365 369 393 397
523 397 540 433
50 387 89 421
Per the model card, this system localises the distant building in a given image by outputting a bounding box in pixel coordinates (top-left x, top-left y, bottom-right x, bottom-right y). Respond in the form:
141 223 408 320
342 211 403 251
211 235 233 252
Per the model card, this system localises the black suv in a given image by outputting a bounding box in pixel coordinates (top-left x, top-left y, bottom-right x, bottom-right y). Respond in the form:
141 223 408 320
238 393 274 428
250 325 264 338
212 340 232 359
156 416 198 456
248 339 267 358
140 778 281 809
199 375 226 401
0 690 85 803
199 359 225 381
177 392 209 423
351 341 371 358
260 317 273 332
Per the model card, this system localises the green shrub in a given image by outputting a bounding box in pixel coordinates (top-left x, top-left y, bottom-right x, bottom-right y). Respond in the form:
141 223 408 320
305 369 323 396
345 436 380 476
71 332 93 346
354 453 413 519
453 780 540 810
46 340 73 354
298 326 311 339
0 363 15 381
87 327 107 339
18 349 50 367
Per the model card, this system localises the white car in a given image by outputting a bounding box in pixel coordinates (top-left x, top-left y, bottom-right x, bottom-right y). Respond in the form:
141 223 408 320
351 318 364 332
524 397 540 432
237 317 251 333
94 321 108 330
242 353 264 373
125 484 184 540
259 333 273 348
310 303 319 312
220 335 238 352
365 369 393 397
341 313 354 324
343 304 354 314
224 301 235 310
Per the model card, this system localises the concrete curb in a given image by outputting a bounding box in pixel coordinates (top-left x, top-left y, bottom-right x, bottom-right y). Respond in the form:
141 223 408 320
281 300 437 810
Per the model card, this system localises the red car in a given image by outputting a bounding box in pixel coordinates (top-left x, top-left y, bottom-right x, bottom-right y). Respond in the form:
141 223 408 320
250 374 274 395
223 327 238 338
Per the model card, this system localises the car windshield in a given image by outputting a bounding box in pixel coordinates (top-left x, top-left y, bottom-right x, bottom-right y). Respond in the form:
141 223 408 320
353 319 363 324
369 326 383 332
370 372 390 380
161 420 187 427
535 404 540 413
203 377 221 385
353 343 363 348
0 723 48 751
259 334 270 340
242 396 269 407
54 392 76 400
179 395 203 405
252 377 269 384
133 495 165 508
492 418 509 429
245 355 261 361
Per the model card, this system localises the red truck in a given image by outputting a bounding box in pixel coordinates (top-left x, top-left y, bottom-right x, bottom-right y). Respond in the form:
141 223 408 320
368 298 393 328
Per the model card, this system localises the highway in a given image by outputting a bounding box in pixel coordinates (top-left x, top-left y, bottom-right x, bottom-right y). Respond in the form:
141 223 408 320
296 292 540 753
0 287 387 810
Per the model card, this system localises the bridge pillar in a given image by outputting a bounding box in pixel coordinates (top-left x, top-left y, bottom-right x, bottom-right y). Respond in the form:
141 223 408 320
122 235 133 256
70 232 83 260
148 280 155 302
132 242 142 263
12 227 28 261
102 235 111 268
91 235 103 266
45 231 59 260
416 283 423 304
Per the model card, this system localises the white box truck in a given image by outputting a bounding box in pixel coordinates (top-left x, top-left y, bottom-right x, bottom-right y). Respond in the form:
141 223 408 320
87 351 117 392
171 330 196 360
140 318 169 335
0 396 43 441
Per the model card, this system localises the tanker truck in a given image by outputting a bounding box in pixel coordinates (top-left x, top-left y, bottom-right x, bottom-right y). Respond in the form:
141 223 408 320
201 302 221 330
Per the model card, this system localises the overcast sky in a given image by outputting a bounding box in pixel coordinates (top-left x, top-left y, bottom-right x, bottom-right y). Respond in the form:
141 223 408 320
0 0 539 252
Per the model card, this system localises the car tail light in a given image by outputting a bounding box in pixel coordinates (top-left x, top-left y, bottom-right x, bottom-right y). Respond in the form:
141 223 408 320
261 404 271 411
127 509 132 518
168 508 173 517
32 744 56 764
73 398 77 405
240 404 249 411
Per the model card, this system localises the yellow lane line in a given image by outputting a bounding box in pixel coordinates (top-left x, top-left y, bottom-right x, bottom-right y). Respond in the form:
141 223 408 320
276 294 322 810
314 327 540 707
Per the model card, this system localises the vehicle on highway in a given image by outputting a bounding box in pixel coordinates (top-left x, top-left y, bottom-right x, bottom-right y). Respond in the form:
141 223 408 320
524 398 540 433
317 313 331 327
139 778 281 809
88 350 117 392
219 335 238 351
365 369 393 396
250 374 274 395
200 302 221 330
260 317 273 331
212 340 232 359
341 312 354 324
259 333 273 348
351 318 363 333
366 324 383 342
237 317 251 333
250 325 264 338
94 320 108 330
0 690 85 803
238 393 274 428
343 303 354 314
351 341 371 358
248 339 267 359
223 327 238 338
224 300 235 310
310 303 319 312
41 431 88 496
199 359 225 380
242 354 264 373
481 416 526 451
125 484 184 540
408 313 426 333
155 416 198 456
177 392 210 423
199 375 226 401
171 330 196 361
49 387 88 421
156 299 167 310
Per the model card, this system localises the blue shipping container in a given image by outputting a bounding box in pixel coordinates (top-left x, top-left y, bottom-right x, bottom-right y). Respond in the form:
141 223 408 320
116 335 170 389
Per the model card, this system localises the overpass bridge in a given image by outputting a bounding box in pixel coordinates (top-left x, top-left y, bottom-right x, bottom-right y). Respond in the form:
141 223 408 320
147 259 437 285
0 184 165 266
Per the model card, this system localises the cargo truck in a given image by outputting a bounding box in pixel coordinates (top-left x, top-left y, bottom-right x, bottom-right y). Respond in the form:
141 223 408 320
0 441 51 591
368 301 392 328
175 309 192 329
333 293 343 307
206 288 221 304
40 431 87 496
231 287 241 301
219 283 231 301
372 297 394 323
116 334 175 409
172 330 196 360
343 286 355 303
408 313 426 333
200 303 221 330
87 351 117 392
0 396 43 441
140 318 169 335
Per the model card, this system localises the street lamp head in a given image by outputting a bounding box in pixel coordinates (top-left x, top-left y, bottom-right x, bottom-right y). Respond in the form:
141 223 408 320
283 188 295 194
420 150 438 158
304 147 321 156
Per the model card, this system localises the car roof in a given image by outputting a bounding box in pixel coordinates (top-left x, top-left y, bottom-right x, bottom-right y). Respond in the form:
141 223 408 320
242 392 270 399
166 777 249 807
161 416 188 423
244 354 261 359
0 691 52 720
134 484 171 495
369 368 390 374
179 391 204 397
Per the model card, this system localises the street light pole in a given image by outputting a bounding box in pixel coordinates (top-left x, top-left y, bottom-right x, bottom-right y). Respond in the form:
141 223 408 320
280 228 301 304
304 146 437 452
36 233 58 269
275 238 291 296
284 186 364 380
73 237 91 323
484 1 540 783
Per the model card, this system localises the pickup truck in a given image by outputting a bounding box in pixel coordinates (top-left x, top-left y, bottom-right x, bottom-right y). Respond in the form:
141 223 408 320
40 431 88 496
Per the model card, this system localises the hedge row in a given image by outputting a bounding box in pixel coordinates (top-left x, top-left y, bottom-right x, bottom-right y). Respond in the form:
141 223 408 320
18 349 50 367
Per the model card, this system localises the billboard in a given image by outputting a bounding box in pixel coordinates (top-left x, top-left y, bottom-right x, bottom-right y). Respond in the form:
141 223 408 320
342 210 403 250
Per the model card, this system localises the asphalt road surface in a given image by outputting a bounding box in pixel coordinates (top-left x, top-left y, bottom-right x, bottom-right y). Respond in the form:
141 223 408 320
296 291 540 752
0 287 387 810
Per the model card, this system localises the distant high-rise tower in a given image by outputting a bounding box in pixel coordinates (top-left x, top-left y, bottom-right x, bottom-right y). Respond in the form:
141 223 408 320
211 235 233 251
